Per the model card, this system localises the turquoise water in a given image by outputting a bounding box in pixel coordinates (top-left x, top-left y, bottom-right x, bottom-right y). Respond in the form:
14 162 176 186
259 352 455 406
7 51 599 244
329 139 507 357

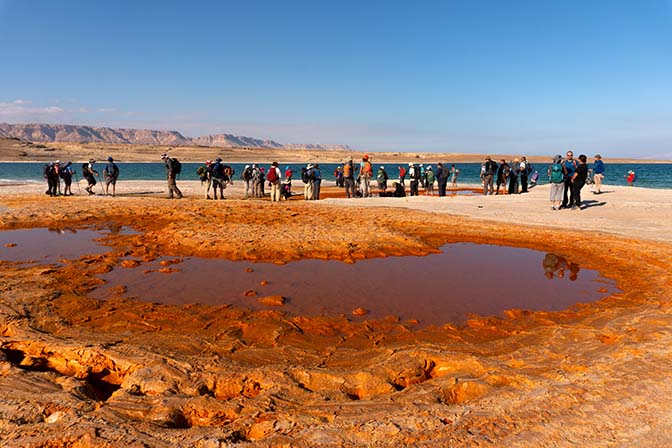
1 162 670 189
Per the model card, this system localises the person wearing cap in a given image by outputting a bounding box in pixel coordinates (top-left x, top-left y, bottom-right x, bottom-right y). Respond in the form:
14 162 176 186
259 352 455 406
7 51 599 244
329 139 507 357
161 154 183 199
436 162 448 196
359 155 373 198
425 166 435 196
53 160 62 196
44 162 59 197
303 164 314 200
343 158 356 198
507 158 520 195
241 164 253 198
83 159 99 195
103 156 120 197
211 157 226 200
592 154 605 194
376 165 388 193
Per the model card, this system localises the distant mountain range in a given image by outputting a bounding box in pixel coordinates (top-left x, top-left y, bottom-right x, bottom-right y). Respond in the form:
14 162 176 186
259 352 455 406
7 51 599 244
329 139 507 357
0 123 351 151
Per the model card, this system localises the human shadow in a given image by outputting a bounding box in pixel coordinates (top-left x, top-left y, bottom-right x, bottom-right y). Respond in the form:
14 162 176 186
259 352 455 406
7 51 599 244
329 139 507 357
582 200 607 209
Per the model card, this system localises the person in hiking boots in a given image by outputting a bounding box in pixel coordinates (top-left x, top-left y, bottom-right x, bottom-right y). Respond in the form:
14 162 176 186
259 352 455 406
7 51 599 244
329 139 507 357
103 156 120 197
480 156 497 195
496 159 509 195
60 161 74 196
519 156 532 193
268 161 282 202
82 159 99 195
44 162 59 196
548 155 565 210
436 162 448 197
425 166 435 196
161 153 183 199
210 158 227 200
359 155 373 198
571 154 589 210
241 164 253 198
592 154 605 194
409 163 420 196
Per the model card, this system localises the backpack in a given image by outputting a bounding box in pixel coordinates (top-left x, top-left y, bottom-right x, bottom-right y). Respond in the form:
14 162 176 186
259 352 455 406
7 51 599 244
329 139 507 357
82 163 90 176
267 167 278 183
196 165 207 180
301 167 311 184
171 158 182 174
104 163 119 179
43 164 53 178
550 163 563 183
242 167 252 181
411 166 421 180
343 163 352 178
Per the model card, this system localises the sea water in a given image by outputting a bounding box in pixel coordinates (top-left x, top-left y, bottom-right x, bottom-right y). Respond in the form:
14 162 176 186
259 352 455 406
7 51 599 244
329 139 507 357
0 162 671 189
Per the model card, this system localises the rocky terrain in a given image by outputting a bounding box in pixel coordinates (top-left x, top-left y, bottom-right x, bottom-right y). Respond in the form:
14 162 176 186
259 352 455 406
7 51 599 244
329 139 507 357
0 192 671 446
0 123 351 151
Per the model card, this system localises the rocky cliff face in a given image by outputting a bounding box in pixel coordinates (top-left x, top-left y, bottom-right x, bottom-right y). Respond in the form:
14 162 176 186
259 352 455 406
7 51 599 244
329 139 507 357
0 123 348 150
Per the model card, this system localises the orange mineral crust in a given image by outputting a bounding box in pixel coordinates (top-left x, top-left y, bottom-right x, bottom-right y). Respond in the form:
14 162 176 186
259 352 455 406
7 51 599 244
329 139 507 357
0 195 671 446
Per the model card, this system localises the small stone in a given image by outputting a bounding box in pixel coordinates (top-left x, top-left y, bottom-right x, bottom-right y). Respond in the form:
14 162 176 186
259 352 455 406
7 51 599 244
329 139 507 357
259 280 269 286
45 411 65 423
352 307 368 317
245 267 254 273
158 267 180 274
121 260 140 268
244 290 257 297
258 295 286 306
4 243 16 248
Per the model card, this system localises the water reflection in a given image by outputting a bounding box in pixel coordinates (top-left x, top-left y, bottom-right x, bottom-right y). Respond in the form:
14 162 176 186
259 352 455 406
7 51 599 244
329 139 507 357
543 253 580 281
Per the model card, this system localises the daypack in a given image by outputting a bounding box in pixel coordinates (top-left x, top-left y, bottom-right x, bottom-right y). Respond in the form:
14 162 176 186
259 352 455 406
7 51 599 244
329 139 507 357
43 164 52 178
242 167 252 181
301 167 311 184
104 163 119 178
171 158 182 174
411 166 421 180
267 167 279 183
343 163 352 178
196 165 208 180
362 161 372 177
550 163 564 183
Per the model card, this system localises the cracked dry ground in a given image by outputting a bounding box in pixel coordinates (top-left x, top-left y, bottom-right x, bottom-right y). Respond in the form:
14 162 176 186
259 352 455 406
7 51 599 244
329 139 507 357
1 196 671 447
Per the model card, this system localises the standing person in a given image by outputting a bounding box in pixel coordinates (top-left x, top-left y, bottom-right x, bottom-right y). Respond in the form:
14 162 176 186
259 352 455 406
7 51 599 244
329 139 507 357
560 150 578 208
519 156 532 193
548 155 565 210
334 165 343 187
571 155 588 209
241 164 253 198
267 161 282 202
210 158 227 200
284 165 293 182
343 158 356 198
103 156 119 197
425 166 435 196
625 170 636 186
359 155 373 198
52 161 62 196
44 162 58 196
409 163 420 196
480 157 497 195
312 164 322 200
60 161 74 196
282 166 293 199
376 166 389 193
508 159 520 195
436 163 448 197
592 154 605 194
161 154 183 199
398 165 407 187
450 164 460 189
496 159 509 194
82 159 99 195
197 160 213 199
302 164 314 200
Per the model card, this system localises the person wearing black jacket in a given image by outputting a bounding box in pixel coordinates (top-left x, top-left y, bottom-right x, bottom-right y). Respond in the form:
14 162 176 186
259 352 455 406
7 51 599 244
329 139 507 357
480 157 498 195
436 163 448 197
571 154 588 209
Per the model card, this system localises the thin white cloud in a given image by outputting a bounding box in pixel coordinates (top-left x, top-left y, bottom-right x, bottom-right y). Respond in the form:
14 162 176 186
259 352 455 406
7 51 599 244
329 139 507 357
0 100 65 117
98 108 117 113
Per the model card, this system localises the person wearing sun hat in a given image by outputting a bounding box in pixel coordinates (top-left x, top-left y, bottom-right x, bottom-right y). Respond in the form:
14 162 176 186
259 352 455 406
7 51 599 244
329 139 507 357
161 153 183 199
103 156 119 197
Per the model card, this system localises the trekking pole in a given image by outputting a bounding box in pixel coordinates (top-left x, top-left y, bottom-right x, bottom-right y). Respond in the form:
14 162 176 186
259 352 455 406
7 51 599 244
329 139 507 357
73 171 82 194
96 173 105 194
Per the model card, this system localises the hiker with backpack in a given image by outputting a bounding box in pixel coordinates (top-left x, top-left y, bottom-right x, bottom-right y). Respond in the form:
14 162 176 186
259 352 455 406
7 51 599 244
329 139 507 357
480 156 497 195
508 159 520 195
548 155 565 210
197 160 213 199
519 156 532 193
359 155 373 198
241 165 253 198
60 161 74 196
161 153 183 199
343 158 356 198
43 162 59 196
210 158 227 200
436 162 448 197
425 166 435 196
267 161 282 202
571 154 589 210
82 159 99 195
376 166 389 193
312 164 322 200
103 156 120 197
496 159 509 195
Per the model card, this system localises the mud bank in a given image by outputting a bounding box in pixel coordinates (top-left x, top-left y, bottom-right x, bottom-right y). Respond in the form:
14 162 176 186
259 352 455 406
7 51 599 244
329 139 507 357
1 195 671 447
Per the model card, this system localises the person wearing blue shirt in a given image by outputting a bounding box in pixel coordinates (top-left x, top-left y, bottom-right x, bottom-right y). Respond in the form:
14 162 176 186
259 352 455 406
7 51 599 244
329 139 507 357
592 154 605 194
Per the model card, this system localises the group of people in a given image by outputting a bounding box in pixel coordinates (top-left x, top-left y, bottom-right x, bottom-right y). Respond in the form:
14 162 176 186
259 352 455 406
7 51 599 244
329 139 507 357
547 152 605 210
42 157 120 197
479 156 537 196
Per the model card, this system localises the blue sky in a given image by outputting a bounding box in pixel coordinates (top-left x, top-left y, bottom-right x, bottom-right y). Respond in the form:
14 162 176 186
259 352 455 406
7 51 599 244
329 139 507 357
1 0 671 157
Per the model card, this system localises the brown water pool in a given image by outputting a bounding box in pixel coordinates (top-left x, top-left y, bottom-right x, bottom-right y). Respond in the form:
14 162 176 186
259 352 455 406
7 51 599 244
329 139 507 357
96 244 618 326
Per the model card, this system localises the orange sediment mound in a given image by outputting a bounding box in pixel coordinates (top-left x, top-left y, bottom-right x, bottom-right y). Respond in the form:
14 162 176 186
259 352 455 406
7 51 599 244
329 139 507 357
0 194 671 446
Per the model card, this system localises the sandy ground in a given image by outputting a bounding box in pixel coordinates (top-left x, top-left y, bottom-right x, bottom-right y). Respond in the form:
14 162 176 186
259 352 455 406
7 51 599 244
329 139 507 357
0 179 672 446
